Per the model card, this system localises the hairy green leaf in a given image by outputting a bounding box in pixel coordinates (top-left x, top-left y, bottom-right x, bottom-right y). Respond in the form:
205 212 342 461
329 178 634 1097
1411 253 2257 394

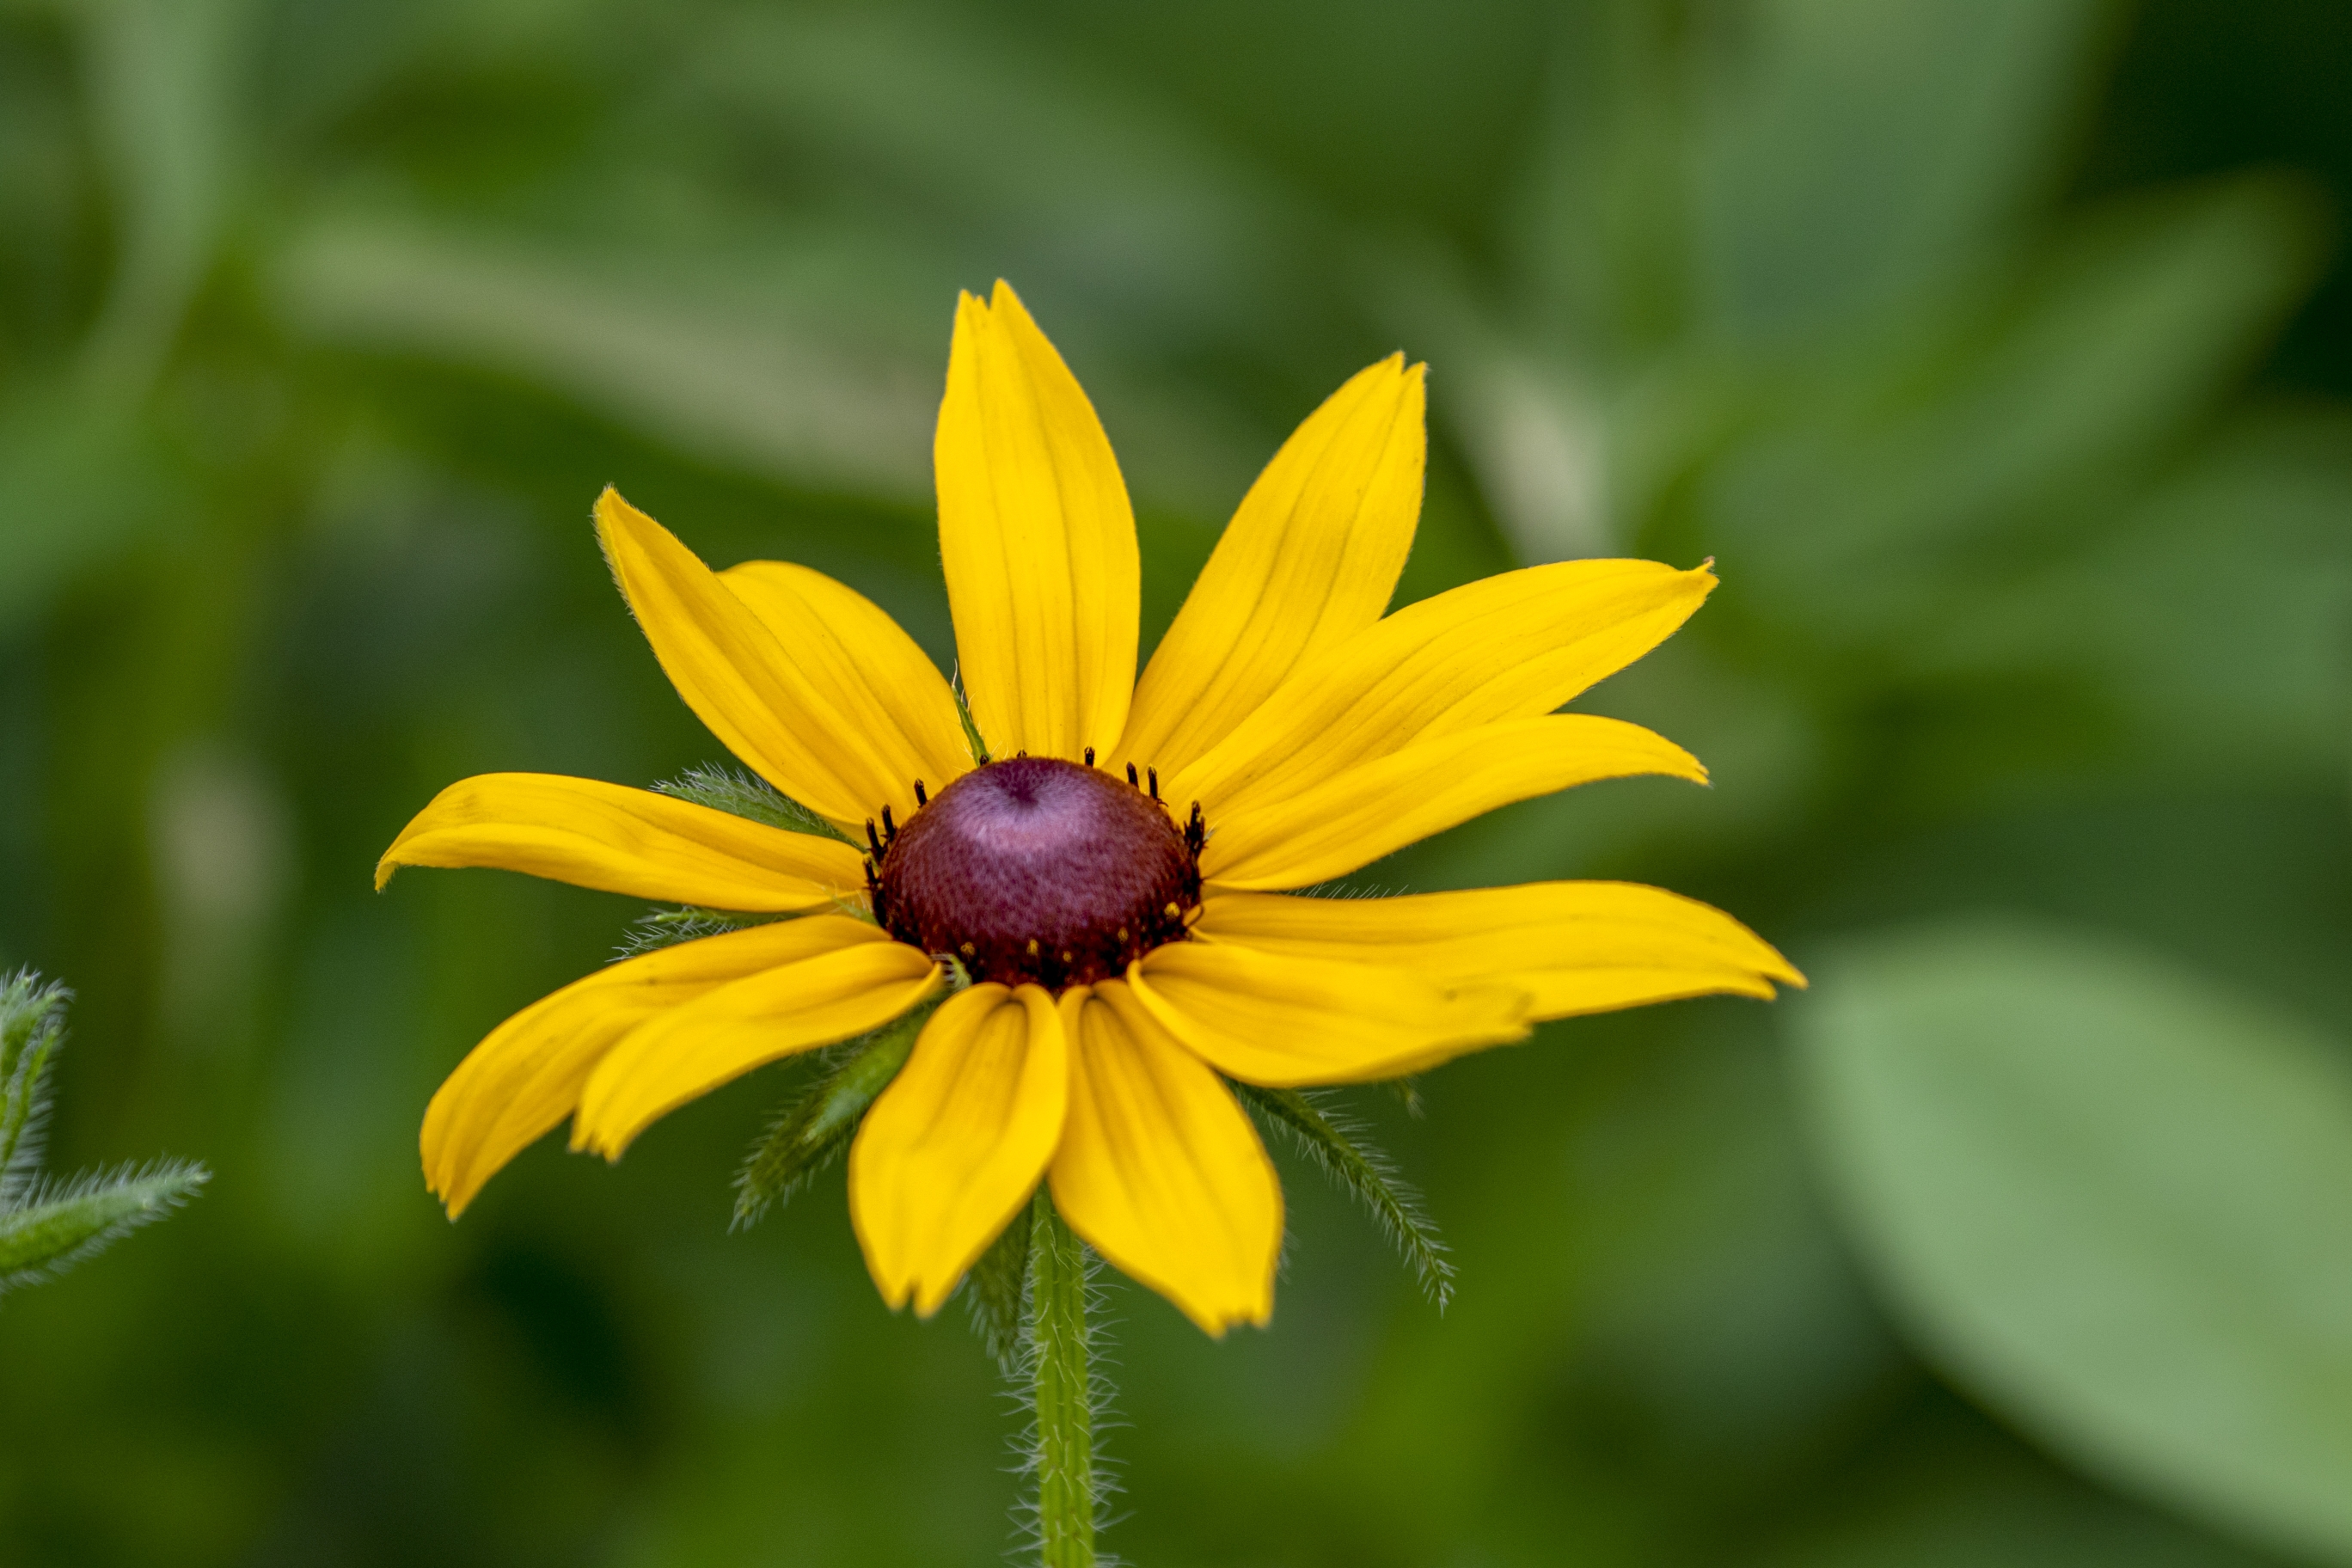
733 999 940 1227
0 971 209 1291
962 1210 1031 1374
0 1161 210 1292
616 905 795 960
653 763 858 844
1 971 70 1203
1236 1084 1455 1308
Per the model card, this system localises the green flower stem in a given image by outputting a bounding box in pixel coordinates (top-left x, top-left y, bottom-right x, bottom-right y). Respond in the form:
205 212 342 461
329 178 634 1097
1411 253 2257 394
1028 1190 1095 1568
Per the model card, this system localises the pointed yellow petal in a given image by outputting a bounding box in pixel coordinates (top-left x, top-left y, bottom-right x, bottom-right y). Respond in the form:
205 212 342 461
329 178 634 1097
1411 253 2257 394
422 922 836 1217
934 282 1138 761
1170 558 1714 818
1199 715 1706 892
721 559 975 806
1050 983 1281 1335
572 917 939 1158
849 982 1068 1315
1117 358 1424 777
596 487 922 826
1197 883 1804 1021
377 771 867 910
1125 940 1528 1087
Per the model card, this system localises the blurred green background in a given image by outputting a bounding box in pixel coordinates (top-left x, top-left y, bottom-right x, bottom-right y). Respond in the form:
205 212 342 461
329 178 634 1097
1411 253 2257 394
6 0 2352 1563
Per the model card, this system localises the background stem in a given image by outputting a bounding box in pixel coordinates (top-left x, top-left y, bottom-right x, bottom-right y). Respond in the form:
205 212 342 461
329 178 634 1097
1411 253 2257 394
1028 1190 1094 1568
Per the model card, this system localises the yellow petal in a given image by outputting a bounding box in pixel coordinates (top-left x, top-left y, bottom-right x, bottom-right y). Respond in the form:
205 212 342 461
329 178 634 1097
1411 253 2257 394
1200 715 1706 892
573 917 940 1158
377 771 867 910
721 559 974 805
1050 983 1281 1335
422 922 838 1217
596 487 926 826
849 982 1068 1315
1117 357 1424 778
934 282 1138 761
1169 558 1714 818
1125 940 1528 1087
1197 882 1804 1021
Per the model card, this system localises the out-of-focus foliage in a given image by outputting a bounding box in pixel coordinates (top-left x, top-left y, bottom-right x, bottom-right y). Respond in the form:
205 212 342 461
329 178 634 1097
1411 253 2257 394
3 0 2350 1565
1799 926 2352 1564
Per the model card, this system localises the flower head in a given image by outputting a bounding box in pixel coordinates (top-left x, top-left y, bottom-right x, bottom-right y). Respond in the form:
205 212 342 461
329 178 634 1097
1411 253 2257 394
378 281 1800 1334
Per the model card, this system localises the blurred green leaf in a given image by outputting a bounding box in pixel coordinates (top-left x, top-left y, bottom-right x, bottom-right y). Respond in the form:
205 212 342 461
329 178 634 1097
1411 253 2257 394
1795 922 2352 1564
1694 0 2106 340
78 0 246 393
1511 0 1695 365
273 217 936 498
1908 413 2352 780
0 389 171 631
1706 177 2324 633
688 8 1297 331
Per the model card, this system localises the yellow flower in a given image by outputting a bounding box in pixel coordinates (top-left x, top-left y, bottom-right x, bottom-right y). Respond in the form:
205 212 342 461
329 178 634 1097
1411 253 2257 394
378 281 1801 1335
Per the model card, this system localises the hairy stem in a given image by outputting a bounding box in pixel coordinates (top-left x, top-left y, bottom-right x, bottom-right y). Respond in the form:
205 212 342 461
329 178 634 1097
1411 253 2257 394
1028 1190 1094 1567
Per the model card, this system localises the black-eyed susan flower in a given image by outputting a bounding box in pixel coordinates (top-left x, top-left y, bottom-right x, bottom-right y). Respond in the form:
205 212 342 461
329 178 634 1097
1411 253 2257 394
378 281 1799 1339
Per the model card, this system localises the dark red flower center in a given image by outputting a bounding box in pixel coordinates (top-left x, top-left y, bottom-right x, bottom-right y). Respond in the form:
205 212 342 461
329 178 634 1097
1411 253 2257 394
870 756 1202 990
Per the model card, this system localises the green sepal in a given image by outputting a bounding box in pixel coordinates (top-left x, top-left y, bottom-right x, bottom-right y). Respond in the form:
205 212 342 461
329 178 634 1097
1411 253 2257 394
952 677 992 765
962 1209 1031 1373
1234 1083 1456 1308
1384 1075 1425 1118
732 997 940 1227
653 763 857 845
0 1161 210 1291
